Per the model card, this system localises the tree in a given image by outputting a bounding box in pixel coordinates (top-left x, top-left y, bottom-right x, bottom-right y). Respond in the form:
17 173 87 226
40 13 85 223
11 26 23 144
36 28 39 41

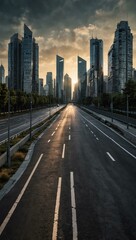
0 84 8 113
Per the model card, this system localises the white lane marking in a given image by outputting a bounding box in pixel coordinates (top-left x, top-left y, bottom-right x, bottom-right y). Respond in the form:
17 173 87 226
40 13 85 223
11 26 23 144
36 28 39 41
52 177 62 240
69 127 71 130
0 154 43 235
62 144 65 159
70 172 78 240
80 114 136 159
69 135 71 141
55 128 58 130
96 138 99 141
48 139 51 143
85 124 88 127
107 152 116 162
51 131 55 136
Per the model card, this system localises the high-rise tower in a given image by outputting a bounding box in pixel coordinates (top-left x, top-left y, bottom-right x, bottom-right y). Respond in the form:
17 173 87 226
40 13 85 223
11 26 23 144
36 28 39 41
108 21 133 93
56 55 64 103
8 33 22 89
90 38 103 96
0 64 5 84
77 56 87 102
22 24 33 93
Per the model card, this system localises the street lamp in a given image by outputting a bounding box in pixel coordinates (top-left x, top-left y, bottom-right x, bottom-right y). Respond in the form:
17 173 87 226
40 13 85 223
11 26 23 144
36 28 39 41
7 78 11 167
127 94 129 129
30 85 32 139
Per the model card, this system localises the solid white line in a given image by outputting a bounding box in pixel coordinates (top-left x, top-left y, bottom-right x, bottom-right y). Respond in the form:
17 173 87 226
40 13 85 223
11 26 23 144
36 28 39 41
48 139 51 143
70 172 78 240
51 131 55 136
62 144 65 159
69 135 71 140
80 114 136 159
107 152 116 162
0 154 43 235
52 177 62 240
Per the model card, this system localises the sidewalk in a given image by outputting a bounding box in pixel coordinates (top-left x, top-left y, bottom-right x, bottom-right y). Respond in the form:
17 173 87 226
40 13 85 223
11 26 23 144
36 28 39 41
81 106 136 146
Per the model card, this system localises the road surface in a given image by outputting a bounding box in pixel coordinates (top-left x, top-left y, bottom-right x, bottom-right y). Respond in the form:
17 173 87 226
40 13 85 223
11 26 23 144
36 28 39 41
0 104 136 240
0 106 63 144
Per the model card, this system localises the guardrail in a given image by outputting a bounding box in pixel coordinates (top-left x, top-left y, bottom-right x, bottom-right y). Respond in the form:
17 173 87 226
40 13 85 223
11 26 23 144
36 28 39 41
0 105 66 167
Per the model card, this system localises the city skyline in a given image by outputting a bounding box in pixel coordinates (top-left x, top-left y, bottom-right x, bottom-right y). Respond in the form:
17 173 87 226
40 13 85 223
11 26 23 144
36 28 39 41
0 0 136 84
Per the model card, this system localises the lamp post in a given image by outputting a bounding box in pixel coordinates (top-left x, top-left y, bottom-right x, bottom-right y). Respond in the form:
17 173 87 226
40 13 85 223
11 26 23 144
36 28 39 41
30 86 32 139
7 80 11 167
127 94 129 129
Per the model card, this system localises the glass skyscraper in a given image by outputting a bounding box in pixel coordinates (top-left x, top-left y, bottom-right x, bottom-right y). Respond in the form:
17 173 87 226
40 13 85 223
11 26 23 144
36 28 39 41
8 33 22 90
90 38 103 97
77 56 87 102
56 55 64 103
108 21 133 93
22 24 33 93
8 24 39 93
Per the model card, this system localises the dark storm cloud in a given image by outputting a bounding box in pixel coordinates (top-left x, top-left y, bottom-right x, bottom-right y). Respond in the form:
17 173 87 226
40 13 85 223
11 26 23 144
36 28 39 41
0 0 136 76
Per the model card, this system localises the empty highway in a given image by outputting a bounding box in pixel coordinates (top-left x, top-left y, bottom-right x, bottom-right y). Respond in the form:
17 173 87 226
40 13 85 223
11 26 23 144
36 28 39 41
0 104 136 240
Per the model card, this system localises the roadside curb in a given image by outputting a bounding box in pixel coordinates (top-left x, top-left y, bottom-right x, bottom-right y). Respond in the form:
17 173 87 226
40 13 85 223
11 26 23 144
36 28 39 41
0 141 36 201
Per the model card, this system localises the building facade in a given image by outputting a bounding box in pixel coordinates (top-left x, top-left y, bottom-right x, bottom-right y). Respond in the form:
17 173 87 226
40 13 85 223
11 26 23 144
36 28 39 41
108 21 133 93
0 64 5 84
64 74 72 103
8 34 22 89
77 56 87 102
46 72 53 96
56 55 64 103
8 24 39 93
90 38 103 97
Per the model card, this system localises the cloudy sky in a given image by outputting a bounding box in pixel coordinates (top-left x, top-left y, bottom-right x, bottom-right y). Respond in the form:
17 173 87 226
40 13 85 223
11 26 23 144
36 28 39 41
0 0 136 84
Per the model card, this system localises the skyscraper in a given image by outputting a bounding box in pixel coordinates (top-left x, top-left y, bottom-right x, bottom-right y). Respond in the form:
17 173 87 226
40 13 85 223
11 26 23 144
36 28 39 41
108 21 133 93
32 38 39 93
77 56 87 102
8 24 39 93
90 38 103 97
22 24 33 93
46 72 53 96
8 33 22 89
64 74 72 103
56 55 64 103
0 64 5 84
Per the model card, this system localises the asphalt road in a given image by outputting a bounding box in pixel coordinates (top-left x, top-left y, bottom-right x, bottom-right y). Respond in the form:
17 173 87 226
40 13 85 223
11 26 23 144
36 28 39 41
0 106 62 143
0 104 136 240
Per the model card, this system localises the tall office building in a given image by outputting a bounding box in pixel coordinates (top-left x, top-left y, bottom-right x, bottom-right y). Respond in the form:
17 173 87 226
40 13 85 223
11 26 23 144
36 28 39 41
22 24 33 93
77 56 87 101
56 55 64 103
108 21 133 93
8 34 22 89
8 24 39 93
32 38 39 93
90 38 103 97
64 74 72 103
0 64 5 84
46 72 53 95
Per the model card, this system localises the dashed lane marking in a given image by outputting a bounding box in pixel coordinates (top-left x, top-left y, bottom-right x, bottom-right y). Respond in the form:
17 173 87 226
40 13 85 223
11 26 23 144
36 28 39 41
52 177 62 240
62 144 65 159
70 172 78 240
107 152 116 162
